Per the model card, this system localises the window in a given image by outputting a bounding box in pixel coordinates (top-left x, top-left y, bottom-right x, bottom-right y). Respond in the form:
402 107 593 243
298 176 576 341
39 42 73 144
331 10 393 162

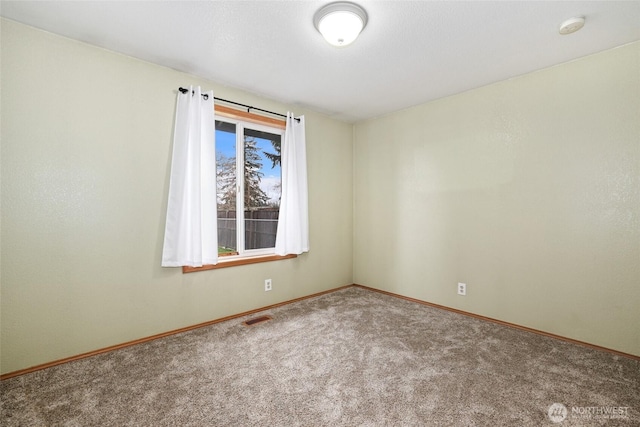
215 116 284 259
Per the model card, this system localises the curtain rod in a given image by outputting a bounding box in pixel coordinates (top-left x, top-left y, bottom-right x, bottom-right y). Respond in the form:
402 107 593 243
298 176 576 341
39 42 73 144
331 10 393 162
178 87 300 122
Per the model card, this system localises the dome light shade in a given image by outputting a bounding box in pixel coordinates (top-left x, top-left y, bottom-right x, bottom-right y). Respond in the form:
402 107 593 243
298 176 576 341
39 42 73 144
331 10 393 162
314 2 368 47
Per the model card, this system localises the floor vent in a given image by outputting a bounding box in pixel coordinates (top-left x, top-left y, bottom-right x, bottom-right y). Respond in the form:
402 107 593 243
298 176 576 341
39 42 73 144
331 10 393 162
243 315 272 326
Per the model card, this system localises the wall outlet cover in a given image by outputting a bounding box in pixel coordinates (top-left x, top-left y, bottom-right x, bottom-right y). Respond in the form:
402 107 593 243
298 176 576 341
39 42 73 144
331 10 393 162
457 283 466 296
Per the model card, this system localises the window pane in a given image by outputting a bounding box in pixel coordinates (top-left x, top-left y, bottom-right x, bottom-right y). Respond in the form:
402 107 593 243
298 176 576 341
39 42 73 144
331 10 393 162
244 129 281 250
216 120 237 255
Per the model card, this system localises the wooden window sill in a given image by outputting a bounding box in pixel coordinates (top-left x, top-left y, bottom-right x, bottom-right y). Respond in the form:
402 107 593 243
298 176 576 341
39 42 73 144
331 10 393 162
182 254 297 273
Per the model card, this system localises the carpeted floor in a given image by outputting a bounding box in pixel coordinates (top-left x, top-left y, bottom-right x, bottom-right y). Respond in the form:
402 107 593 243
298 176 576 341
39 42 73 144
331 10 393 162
1 286 638 426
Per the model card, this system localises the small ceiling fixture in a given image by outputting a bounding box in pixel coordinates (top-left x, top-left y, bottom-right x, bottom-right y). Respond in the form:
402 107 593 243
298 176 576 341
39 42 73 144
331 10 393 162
314 2 368 47
559 16 585 35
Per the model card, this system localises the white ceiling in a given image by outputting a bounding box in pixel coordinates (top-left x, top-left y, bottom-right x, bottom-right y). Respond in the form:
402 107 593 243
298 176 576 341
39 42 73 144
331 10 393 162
1 1 639 122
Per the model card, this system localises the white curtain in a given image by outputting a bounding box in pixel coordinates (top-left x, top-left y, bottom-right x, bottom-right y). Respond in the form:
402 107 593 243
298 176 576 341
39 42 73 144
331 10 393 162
275 113 309 255
162 86 218 267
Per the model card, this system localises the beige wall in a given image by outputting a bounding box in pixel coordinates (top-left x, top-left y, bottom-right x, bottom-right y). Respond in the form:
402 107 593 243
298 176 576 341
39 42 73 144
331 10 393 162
354 41 640 356
0 19 354 374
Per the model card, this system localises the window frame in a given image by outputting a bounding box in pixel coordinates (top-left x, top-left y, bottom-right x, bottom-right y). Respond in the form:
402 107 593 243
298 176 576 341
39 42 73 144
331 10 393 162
216 117 284 258
182 105 294 274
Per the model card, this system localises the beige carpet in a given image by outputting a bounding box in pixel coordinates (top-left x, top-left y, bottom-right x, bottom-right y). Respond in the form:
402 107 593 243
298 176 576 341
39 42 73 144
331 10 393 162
1 286 638 426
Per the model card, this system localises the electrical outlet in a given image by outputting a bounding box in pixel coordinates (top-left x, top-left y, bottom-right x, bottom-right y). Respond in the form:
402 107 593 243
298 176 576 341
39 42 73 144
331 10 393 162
457 282 466 296
264 279 272 292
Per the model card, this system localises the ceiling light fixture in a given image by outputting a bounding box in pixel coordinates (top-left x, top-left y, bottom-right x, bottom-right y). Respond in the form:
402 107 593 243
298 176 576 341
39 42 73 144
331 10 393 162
559 16 585 35
314 2 368 47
